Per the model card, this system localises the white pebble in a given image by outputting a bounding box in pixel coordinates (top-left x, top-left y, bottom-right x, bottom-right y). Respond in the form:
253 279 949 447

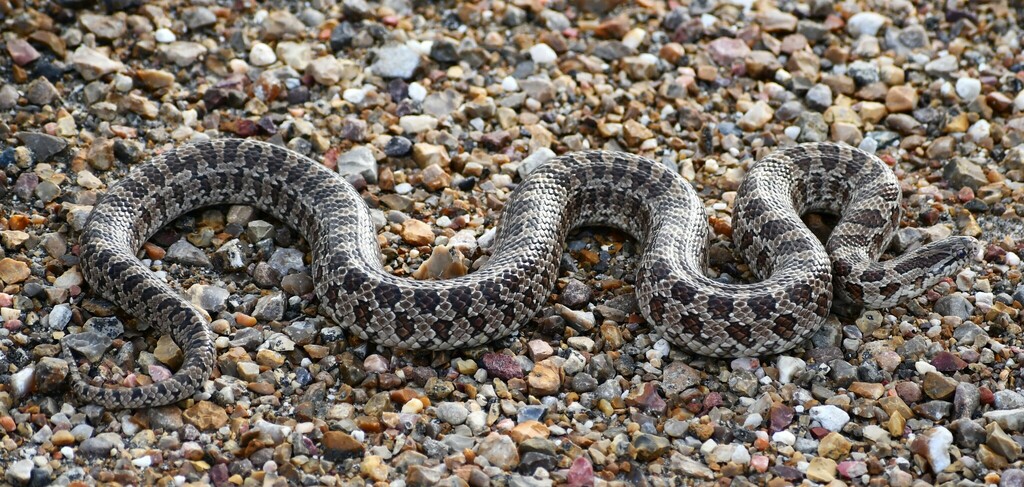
967 119 990 143
342 88 366 104
809 404 850 432
249 43 277 67
772 430 796 445
777 356 806 384
653 338 671 358
956 268 976 291
408 82 427 102
60 447 75 459
1015 90 1024 111
622 28 646 49
11 367 33 399
924 427 953 473
858 137 878 154
154 28 176 43
731 446 751 464
915 360 938 375
846 12 887 37
956 77 982 102
501 76 519 91
132 456 153 468
975 292 994 307
1006 252 1020 267
784 126 801 139
529 43 558 64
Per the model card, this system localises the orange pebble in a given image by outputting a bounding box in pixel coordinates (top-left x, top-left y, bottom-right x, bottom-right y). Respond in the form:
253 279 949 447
234 312 257 327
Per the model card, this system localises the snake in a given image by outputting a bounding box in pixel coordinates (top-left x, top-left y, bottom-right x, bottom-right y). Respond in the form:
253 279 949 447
62 139 979 408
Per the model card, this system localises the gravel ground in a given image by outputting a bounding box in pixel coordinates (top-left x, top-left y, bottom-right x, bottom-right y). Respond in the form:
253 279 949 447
1 0 1024 485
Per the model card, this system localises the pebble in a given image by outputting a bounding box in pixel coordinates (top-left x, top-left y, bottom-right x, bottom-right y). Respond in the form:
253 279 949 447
16 132 67 163
810 405 851 432
71 45 124 80
529 43 558 64
847 12 888 37
249 43 277 66
956 77 982 102
372 45 421 79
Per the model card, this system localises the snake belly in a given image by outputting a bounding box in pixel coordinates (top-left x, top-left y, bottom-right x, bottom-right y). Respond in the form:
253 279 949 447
65 139 978 408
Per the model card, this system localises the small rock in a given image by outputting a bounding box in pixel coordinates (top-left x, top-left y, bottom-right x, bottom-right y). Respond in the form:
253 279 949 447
63 331 113 363
401 220 434 246
183 401 228 431
336 146 378 184
165 239 211 267
810 405 850 432
935 293 975 319
372 45 421 79
483 353 523 380
154 335 183 369
738 101 774 131
632 433 671 461
807 457 838 483
25 77 59 106
436 402 469 425
529 43 557 64
249 43 277 66
846 12 887 37
707 37 751 65
322 431 365 460
71 45 124 81
7 38 40 66
252 292 285 321
16 132 68 163
309 56 354 85
956 77 982 102
476 433 518 470
885 85 918 112
0 258 30 284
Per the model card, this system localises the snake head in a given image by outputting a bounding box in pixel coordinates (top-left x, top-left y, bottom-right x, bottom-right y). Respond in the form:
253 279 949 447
916 236 981 284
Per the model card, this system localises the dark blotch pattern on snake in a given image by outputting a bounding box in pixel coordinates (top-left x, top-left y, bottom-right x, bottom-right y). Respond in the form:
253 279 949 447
64 139 979 408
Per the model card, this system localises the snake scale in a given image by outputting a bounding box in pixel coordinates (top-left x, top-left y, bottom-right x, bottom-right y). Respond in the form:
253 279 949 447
64 139 979 408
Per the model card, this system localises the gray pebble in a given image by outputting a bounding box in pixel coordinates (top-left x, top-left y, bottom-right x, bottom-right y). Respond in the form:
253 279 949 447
48 304 72 330
371 45 421 79
805 84 833 111
84 316 124 339
560 279 592 309
435 402 469 425
935 294 974 320
80 432 124 457
252 292 285 321
63 331 113 363
165 239 211 267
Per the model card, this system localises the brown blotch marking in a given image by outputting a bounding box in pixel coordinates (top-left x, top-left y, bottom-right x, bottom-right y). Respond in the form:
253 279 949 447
706 295 734 321
760 219 792 241
786 283 813 304
725 323 750 344
815 290 831 315
746 295 777 319
679 314 703 337
879 282 902 298
671 280 699 303
846 209 887 228
858 269 886 283
771 314 797 339
844 282 864 301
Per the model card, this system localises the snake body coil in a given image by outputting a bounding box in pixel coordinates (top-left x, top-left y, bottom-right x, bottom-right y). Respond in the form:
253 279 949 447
65 139 978 408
